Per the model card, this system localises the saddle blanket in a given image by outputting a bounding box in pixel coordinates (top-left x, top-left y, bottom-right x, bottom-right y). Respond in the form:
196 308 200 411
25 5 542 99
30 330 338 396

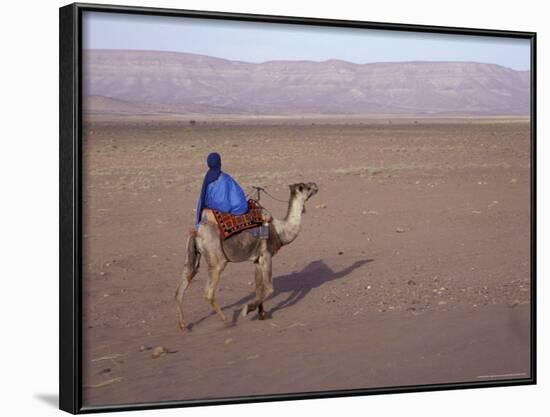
210 199 263 239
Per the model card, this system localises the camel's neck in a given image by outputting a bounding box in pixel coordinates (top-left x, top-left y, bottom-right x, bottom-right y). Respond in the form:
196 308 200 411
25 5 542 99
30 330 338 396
273 194 304 245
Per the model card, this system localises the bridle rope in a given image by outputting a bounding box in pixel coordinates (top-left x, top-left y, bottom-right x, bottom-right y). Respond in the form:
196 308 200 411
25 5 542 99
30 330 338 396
247 186 289 204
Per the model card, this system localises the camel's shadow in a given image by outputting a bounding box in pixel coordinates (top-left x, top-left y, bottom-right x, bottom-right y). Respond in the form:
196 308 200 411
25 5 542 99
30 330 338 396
187 258 372 329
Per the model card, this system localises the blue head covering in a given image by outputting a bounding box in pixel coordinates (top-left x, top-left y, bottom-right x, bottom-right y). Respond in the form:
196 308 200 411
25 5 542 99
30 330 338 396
196 152 222 225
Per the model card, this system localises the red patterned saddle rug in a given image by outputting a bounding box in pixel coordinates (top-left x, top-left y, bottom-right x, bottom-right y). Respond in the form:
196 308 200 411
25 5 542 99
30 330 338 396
211 200 263 239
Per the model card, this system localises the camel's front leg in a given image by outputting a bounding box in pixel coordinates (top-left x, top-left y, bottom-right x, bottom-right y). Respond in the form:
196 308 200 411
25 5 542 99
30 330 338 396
242 253 273 319
205 261 228 324
258 253 273 319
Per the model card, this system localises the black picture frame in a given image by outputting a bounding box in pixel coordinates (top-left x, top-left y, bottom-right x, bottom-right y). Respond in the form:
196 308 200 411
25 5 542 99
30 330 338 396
59 2 537 414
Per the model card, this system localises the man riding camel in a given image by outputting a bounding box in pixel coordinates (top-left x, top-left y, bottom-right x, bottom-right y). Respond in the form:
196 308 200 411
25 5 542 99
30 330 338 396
195 152 248 229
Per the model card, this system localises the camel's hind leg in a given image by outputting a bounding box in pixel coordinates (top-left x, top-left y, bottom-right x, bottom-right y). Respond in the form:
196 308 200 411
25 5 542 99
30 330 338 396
175 234 201 331
205 261 228 324
242 253 273 320
175 262 199 331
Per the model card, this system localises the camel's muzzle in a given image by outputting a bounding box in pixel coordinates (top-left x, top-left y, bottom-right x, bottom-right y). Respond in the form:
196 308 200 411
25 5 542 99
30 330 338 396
306 182 319 200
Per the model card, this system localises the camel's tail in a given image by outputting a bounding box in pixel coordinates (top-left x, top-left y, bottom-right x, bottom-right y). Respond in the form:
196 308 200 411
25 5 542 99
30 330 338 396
186 233 201 275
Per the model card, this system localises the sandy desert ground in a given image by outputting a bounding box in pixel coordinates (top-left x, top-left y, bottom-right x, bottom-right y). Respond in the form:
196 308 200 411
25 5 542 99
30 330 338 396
80 116 532 407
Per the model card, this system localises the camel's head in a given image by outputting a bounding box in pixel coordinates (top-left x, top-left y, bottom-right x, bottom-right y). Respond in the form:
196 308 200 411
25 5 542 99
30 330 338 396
289 182 319 212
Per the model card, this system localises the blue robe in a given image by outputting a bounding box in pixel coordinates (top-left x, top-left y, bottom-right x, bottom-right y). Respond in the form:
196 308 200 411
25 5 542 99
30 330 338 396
196 173 248 225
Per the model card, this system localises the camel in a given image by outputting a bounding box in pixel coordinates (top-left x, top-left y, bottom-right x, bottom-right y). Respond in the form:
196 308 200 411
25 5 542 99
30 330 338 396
175 182 319 331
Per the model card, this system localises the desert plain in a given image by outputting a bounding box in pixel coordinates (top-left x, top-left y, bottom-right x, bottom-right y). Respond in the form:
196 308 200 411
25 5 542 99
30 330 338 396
81 116 532 406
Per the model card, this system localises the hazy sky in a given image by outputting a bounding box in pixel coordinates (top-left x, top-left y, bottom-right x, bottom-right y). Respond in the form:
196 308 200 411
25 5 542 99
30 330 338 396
83 11 530 70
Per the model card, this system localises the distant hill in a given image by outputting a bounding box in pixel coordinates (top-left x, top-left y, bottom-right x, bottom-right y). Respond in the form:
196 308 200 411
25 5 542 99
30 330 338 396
83 49 530 116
